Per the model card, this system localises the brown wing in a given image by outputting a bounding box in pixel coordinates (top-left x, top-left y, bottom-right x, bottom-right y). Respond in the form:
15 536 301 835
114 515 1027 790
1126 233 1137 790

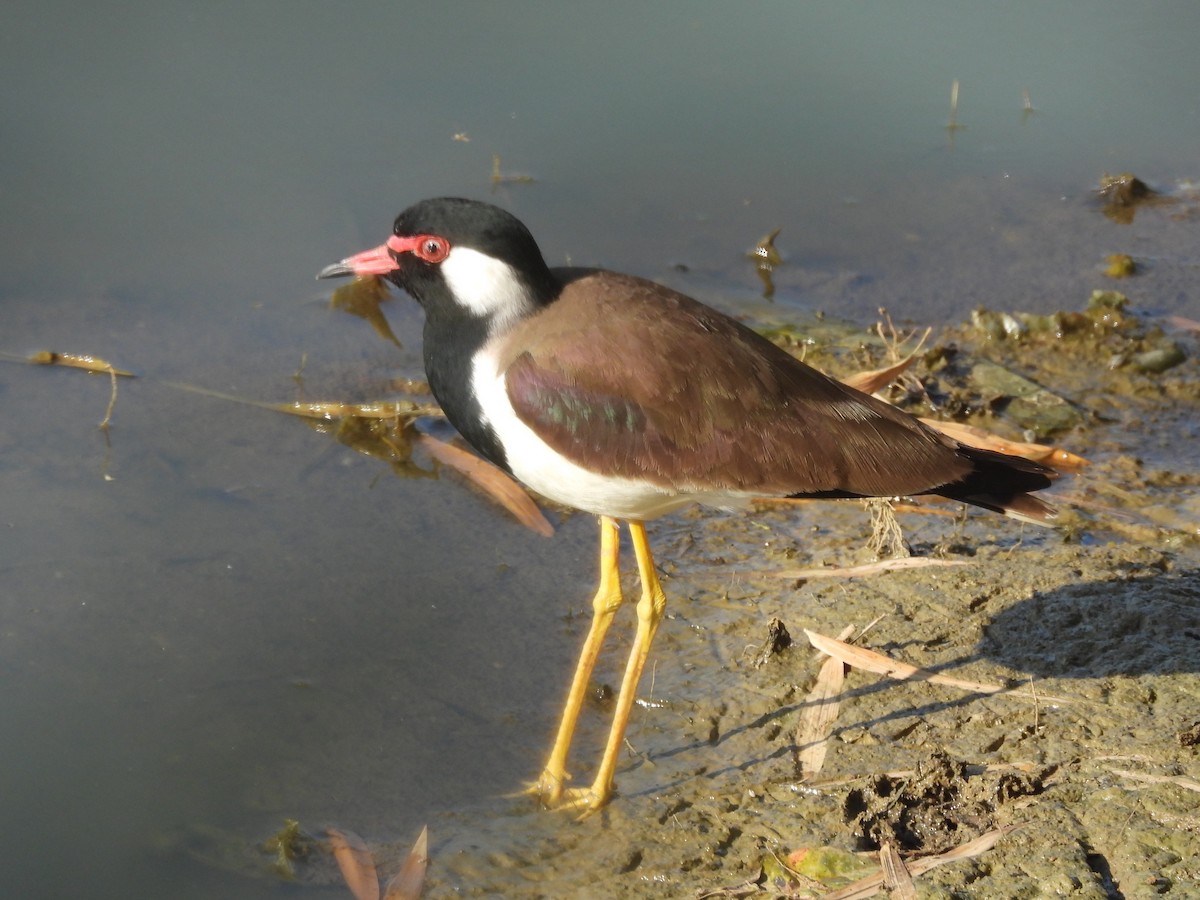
501 272 975 498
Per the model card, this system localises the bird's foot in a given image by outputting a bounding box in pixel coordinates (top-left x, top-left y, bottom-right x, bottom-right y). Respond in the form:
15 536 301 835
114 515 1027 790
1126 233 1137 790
554 785 610 819
511 769 569 808
513 771 612 817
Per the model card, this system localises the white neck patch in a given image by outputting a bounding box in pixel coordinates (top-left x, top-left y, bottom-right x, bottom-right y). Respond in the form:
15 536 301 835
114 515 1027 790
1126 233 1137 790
440 246 535 333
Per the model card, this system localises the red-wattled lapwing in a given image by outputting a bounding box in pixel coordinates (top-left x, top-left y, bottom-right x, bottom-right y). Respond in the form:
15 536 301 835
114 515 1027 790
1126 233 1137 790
318 197 1056 812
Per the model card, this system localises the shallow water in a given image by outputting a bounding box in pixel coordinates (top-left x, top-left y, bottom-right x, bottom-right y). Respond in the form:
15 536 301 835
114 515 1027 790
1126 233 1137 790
2 3 1199 897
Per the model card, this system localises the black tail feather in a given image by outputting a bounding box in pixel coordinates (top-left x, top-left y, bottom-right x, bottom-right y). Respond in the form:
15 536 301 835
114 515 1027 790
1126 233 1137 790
934 445 1059 525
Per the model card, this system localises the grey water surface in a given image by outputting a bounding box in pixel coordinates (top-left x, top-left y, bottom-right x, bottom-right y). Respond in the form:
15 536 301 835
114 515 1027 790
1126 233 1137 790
2 3 1199 897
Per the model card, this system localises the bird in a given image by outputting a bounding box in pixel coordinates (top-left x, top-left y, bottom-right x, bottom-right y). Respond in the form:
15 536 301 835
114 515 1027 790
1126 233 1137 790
318 197 1056 812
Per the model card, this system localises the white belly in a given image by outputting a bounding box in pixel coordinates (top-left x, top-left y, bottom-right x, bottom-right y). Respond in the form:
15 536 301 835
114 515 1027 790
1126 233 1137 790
470 350 752 520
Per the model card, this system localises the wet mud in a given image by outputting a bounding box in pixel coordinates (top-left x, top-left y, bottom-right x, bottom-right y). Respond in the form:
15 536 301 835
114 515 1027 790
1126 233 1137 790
411 531 1197 898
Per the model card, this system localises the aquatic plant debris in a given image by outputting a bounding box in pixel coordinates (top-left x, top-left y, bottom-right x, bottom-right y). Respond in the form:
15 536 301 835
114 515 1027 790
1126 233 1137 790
25 350 135 377
749 616 792 669
1096 172 1158 222
330 275 402 348
164 381 551 535
1104 253 1136 278
490 154 536 189
748 227 783 298
261 819 311 881
16 348 135 429
945 78 964 134
968 290 1190 382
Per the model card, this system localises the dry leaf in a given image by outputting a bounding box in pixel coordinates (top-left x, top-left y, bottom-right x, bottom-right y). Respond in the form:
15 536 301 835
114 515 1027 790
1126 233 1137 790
913 825 1015 865
384 825 429 900
920 417 1087 470
1167 314 1200 334
838 345 1086 473
823 827 1018 900
879 842 916 899
805 628 1009 693
416 434 553 537
795 624 855 779
841 353 919 395
327 828 380 900
795 653 845 779
803 630 1081 704
773 557 968 580
1107 768 1200 794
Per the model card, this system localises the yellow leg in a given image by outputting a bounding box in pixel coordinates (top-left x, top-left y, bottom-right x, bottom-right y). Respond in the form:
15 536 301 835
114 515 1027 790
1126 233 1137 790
527 515 624 806
563 520 667 813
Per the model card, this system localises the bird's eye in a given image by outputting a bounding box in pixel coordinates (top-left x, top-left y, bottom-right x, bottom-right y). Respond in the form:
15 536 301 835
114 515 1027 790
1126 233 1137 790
414 235 450 263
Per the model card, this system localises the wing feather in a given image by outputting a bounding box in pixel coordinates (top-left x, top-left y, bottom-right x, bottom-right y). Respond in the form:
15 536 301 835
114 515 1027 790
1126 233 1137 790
501 272 974 499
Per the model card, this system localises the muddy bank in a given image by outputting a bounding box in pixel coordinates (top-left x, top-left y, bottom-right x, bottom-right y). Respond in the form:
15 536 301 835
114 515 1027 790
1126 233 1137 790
417 530 1197 898
412 298 1200 898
